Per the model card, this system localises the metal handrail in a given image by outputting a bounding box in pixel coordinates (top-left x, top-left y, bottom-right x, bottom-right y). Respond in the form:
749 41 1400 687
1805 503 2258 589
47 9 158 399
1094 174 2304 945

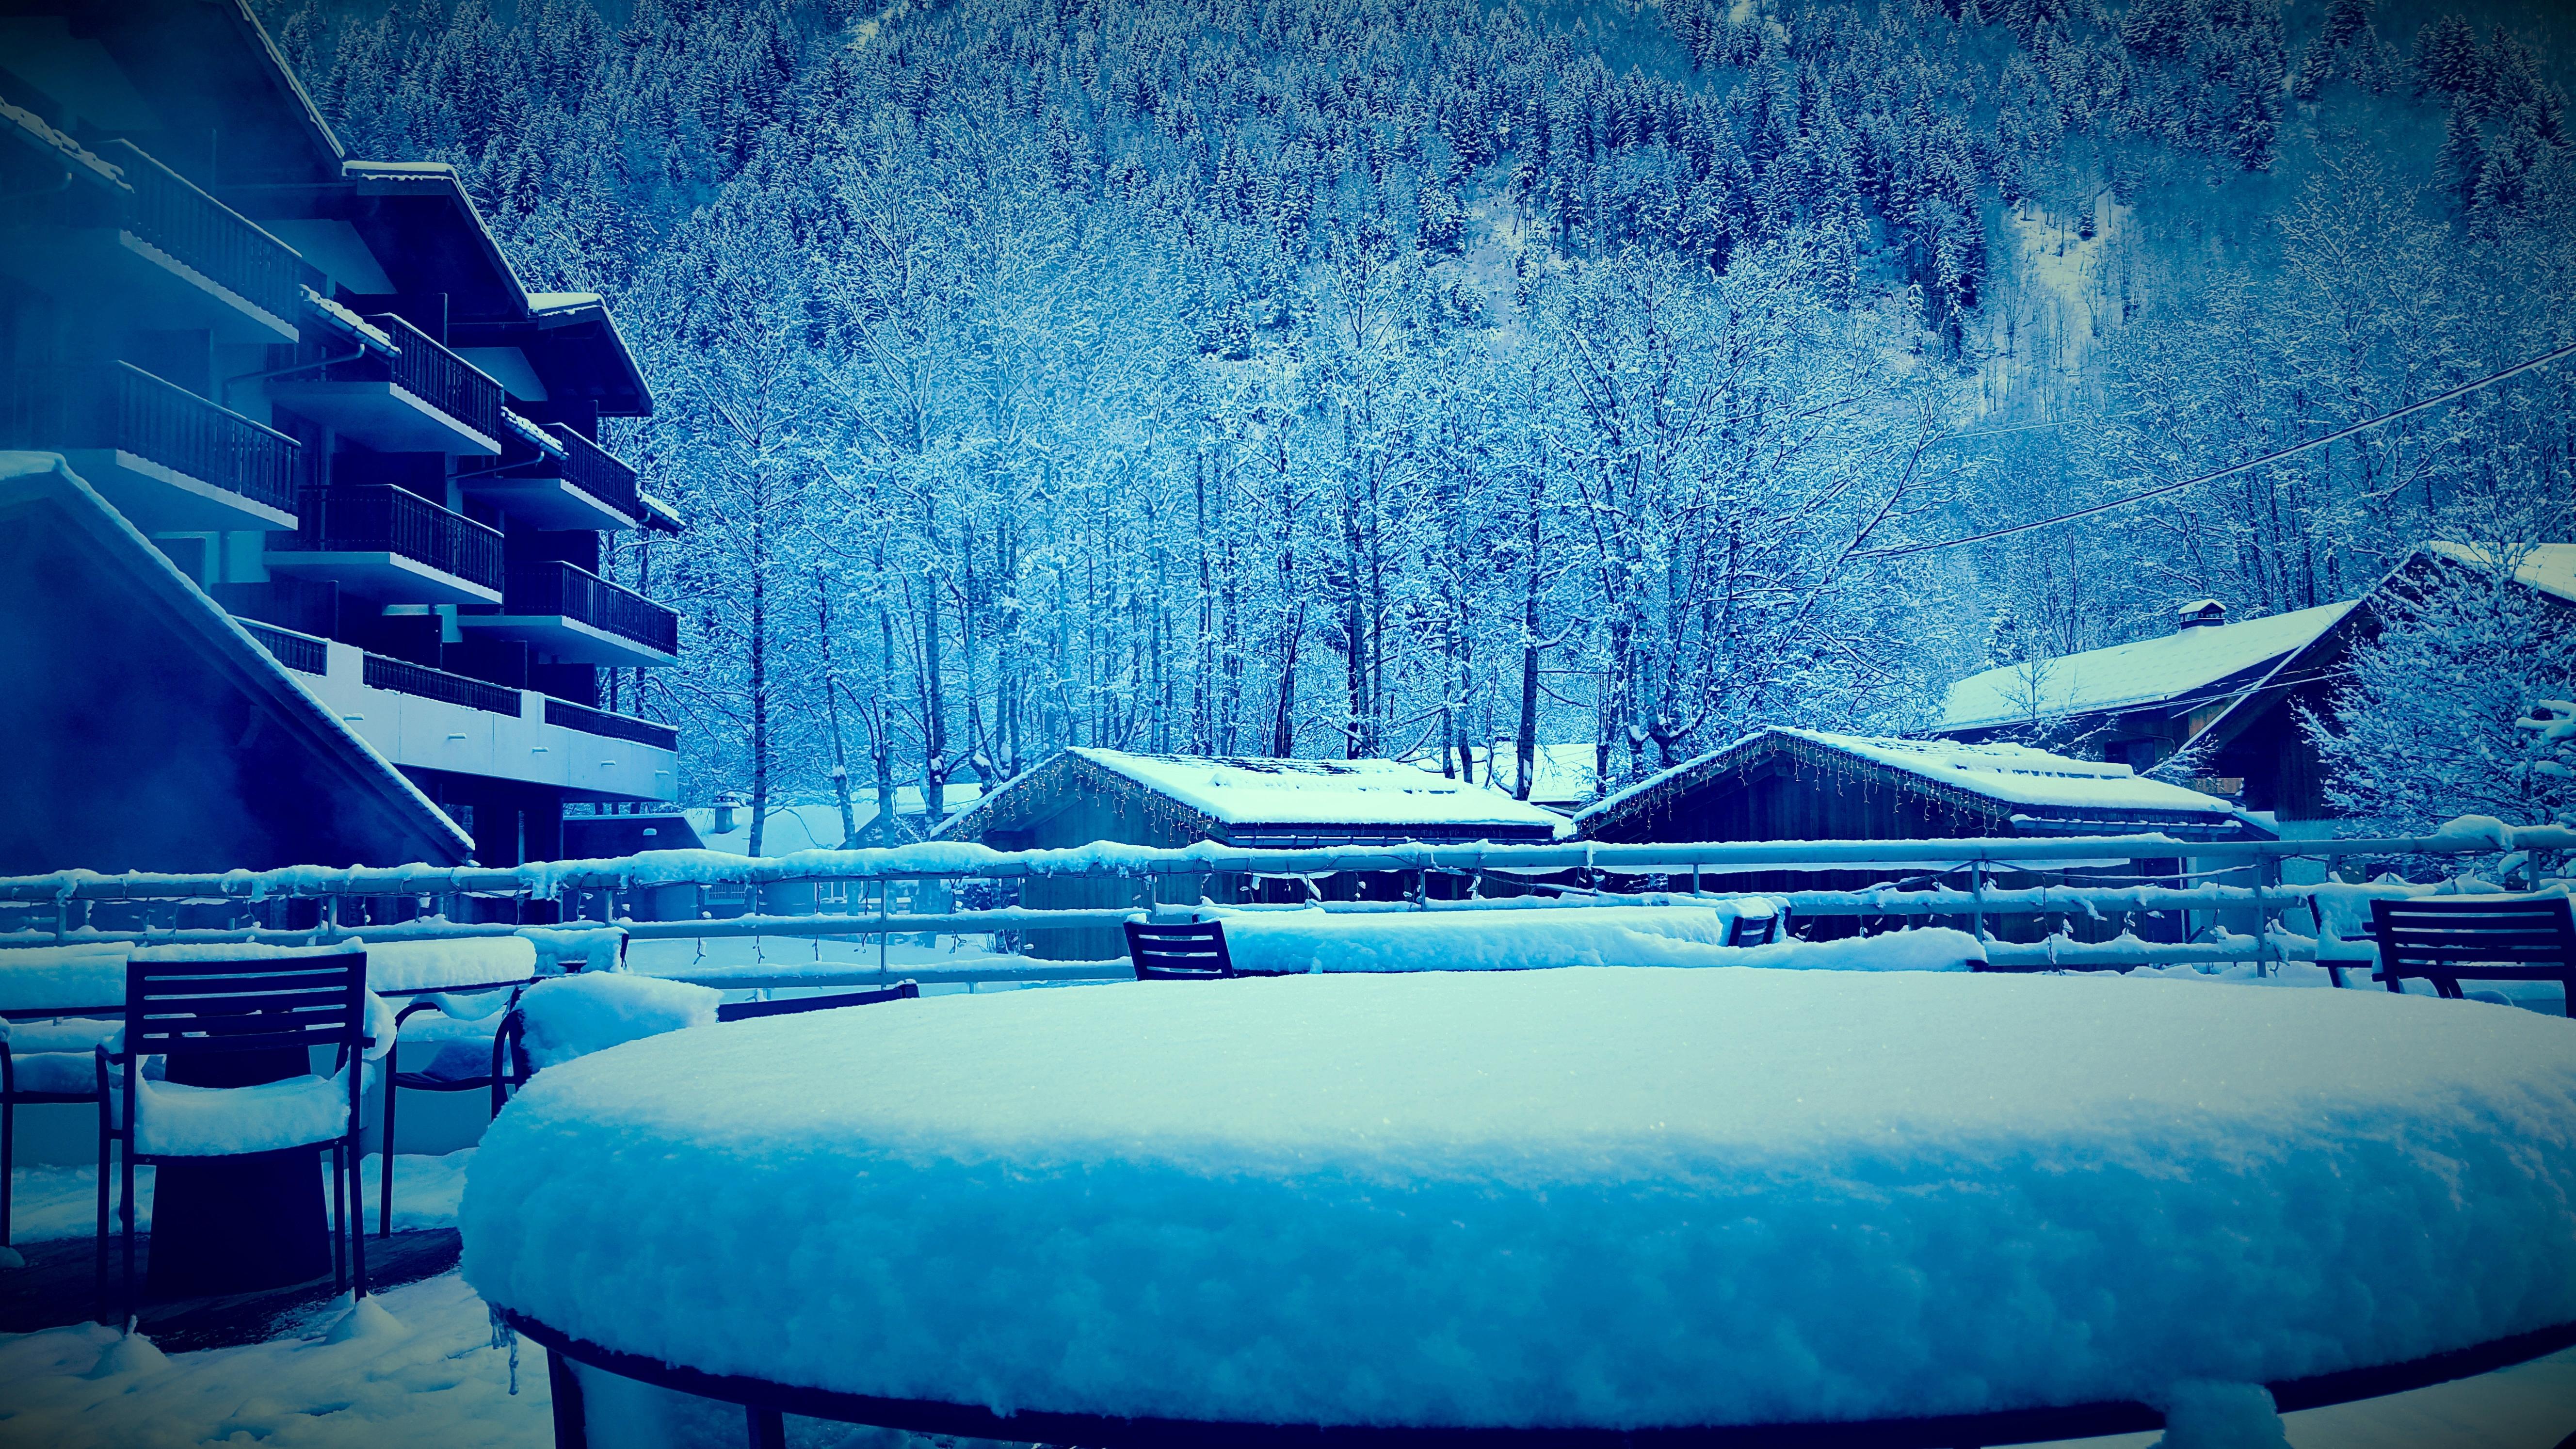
0 830 2561 902
362 652 522 716
93 140 303 324
544 423 640 520
506 560 677 655
280 484 503 591
0 361 298 515
543 695 680 751
363 311 503 443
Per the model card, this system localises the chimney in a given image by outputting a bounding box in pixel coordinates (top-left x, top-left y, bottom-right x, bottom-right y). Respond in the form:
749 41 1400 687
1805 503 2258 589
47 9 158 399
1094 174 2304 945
2174 599 2227 631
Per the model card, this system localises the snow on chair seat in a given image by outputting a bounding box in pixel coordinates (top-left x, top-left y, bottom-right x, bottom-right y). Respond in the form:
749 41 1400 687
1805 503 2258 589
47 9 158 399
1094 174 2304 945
122 1070 364 1156
512 973 721 1071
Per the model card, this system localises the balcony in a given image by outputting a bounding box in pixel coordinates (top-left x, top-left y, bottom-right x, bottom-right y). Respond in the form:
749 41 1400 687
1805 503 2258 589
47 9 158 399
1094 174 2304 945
0 128 301 343
463 415 641 530
363 652 522 716
266 310 504 456
545 696 680 752
455 559 680 667
267 484 504 604
0 362 299 530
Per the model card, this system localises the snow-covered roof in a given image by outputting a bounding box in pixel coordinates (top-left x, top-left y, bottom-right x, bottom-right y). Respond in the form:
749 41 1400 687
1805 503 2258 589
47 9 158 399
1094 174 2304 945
946 748 1572 843
1072 748 1572 833
1577 727 2247 837
301 286 397 353
2425 541 2576 605
1939 601 2354 731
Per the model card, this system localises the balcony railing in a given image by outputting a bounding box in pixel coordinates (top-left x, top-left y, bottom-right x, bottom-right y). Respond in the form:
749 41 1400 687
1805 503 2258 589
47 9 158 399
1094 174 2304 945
279 484 504 591
94 140 304 325
240 620 328 676
336 311 505 444
364 652 522 716
505 560 678 657
0 361 298 515
547 423 640 520
544 696 679 752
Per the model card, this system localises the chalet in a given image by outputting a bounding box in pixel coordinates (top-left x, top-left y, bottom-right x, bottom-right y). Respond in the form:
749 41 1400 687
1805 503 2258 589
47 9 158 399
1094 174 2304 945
1935 544 2576 833
1577 728 2264 845
0 0 681 869
937 748 1570 958
1574 728 2267 941
2169 543 2576 828
1935 600 2356 774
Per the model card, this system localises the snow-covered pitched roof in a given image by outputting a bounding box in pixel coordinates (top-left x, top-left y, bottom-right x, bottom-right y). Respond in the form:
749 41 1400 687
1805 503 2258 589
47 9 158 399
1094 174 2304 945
1576 727 2250 839
2425 541 2576 604
1409 741 1597 808
944 748 1571 844
1072 749 1571 832
1779 730 2236 814
1939 601 2353 731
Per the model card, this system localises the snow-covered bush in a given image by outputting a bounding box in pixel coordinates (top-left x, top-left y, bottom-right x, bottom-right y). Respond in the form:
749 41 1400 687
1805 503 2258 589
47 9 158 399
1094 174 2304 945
2303 554 2576 837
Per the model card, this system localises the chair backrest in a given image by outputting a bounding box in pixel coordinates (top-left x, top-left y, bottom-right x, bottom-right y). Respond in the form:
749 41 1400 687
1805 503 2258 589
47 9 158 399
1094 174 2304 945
1726 911 1778 948
1126 919 1235 980
123 949 369 1059
717 981 920 1021
2368 896 2576 1013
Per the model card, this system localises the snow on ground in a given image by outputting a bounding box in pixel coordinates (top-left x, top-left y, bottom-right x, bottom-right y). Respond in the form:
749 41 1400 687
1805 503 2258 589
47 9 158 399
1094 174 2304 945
0 1268 547 1449
463 968 2576 1433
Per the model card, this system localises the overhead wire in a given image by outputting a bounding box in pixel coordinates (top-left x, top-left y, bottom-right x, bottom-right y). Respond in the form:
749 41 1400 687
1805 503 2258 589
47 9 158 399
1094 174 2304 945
1860 339 2576 562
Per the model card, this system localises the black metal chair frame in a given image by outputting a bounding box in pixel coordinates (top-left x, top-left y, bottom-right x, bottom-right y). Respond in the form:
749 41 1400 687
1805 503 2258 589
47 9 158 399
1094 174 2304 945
502 1303 2576 1449
1725 910 1782 948
2367 896 2576 1016
1126 919 1237 980
714 982 920 1022
377 984 530 1238
1 1001 121 1256
96 950 373 1322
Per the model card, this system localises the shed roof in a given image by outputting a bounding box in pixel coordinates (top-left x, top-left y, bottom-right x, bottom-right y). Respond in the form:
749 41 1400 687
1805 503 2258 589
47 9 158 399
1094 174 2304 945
1577 728 2260 841
1939 601 2354 732
942 748 1569 846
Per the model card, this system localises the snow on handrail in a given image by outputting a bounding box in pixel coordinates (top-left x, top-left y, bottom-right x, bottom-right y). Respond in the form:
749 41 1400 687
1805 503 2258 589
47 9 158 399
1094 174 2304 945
0 824 2567 903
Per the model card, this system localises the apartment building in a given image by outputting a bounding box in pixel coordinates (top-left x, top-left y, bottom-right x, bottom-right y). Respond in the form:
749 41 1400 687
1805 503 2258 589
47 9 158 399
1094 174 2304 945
0 0 678 870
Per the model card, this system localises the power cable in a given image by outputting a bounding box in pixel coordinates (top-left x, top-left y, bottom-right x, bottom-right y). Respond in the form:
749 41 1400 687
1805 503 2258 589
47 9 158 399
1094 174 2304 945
1860 340 2576 561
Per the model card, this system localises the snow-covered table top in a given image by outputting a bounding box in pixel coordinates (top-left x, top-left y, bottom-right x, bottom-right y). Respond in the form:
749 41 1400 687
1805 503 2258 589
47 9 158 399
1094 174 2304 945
463 969 2576 1435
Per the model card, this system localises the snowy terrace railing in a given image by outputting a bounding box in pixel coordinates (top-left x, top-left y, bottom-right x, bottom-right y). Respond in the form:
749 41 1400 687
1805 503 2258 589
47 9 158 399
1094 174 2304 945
1 826 2567 984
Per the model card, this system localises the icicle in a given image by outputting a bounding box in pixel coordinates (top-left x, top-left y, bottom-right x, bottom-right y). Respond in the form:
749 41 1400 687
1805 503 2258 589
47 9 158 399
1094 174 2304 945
488 1304 521 1395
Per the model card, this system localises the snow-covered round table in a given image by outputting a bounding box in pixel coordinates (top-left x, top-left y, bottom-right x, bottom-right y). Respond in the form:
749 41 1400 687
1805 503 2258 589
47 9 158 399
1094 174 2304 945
463 968 2576 1447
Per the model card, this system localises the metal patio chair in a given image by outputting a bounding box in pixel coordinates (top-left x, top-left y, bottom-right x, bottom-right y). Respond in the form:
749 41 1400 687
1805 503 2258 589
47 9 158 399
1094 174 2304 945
2368 896 2576 1016
2 1012 120 1256
1726 908 1784 947
97 947 372 1321
377 986 527 1238
1125 920 1237 980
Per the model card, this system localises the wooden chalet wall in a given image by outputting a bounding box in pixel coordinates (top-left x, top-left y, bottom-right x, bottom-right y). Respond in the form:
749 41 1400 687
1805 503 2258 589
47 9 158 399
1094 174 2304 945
970 756 1239 960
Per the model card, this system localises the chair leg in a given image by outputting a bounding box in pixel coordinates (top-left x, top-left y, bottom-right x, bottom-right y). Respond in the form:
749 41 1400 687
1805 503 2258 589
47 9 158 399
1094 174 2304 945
119 1147 135 1329
746 1404 786 1449
349 1133 368 1299
330 1144 347 1290
93 1111 110 1318
380 1076 397 1238
547 1346 588 1449
2 1092 14 1249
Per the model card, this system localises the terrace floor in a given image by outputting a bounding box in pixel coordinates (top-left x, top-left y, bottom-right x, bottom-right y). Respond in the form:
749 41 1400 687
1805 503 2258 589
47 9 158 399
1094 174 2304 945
0 1226 462 1351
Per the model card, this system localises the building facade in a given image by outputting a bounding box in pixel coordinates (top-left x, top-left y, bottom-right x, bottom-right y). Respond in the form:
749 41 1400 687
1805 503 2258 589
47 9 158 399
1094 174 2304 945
0 0 678 869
